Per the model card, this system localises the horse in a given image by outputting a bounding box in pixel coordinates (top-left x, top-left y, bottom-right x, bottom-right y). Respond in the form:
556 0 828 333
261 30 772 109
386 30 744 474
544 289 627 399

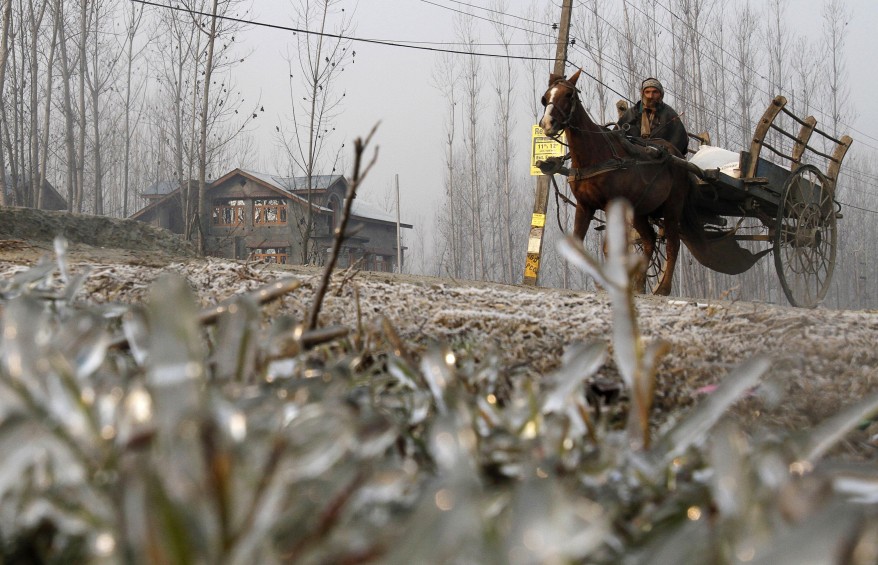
538 69 699 295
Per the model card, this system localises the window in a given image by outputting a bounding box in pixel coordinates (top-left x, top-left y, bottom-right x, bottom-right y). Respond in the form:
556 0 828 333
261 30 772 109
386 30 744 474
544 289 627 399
254 198 287 225
212 199 245 226
253 247 289 264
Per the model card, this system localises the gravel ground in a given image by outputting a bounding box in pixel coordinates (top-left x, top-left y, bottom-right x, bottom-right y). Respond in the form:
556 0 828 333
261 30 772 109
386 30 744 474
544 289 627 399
1 206 877 458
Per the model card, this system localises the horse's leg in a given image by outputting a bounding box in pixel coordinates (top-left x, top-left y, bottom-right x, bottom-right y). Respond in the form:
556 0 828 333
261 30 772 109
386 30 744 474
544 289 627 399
573 204 595 241
655 223 680 296
654 171 690 296
631 215 654 294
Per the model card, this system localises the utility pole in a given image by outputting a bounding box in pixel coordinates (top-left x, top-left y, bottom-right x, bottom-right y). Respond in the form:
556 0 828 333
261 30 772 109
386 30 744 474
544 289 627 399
396 174 402 273
522 0 573 286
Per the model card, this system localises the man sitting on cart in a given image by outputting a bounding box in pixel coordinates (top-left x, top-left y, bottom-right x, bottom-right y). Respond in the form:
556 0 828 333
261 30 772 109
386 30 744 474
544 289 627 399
617 78 689 156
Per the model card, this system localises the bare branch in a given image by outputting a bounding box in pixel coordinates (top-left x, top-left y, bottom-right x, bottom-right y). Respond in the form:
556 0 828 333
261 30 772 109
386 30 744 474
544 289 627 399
307 123 379 331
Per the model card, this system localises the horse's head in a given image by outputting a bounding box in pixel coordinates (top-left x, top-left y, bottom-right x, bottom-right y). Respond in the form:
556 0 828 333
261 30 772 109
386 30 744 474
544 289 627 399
539 69 582 137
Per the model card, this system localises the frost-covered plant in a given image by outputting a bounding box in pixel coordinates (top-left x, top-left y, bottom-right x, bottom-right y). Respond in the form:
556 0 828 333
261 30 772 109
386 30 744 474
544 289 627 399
0 200 877 564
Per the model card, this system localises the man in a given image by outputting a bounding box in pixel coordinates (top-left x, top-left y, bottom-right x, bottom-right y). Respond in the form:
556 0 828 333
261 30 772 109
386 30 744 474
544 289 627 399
617 78 689 156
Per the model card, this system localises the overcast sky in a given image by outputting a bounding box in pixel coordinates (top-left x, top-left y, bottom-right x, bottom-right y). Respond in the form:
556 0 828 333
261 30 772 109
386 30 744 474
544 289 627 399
227 0 877 236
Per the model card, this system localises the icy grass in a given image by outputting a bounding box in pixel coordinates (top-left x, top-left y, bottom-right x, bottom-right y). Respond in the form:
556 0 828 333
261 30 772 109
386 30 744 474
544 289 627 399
1 202 878 563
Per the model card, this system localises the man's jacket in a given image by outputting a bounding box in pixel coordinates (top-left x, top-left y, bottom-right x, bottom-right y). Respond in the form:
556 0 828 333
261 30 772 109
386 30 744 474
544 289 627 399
618 101 689 156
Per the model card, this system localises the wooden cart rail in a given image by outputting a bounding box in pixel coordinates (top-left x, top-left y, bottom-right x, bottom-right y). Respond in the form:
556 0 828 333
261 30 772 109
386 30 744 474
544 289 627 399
742 95 853 185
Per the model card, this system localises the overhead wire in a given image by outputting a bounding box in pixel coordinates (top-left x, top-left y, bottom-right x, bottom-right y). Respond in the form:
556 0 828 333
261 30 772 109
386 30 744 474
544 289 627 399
131 0 557 61
419 0 555 29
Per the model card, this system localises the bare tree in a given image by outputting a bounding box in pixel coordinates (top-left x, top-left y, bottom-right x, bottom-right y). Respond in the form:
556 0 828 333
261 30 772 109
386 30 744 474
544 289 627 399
821 0 852 139
154 0 253 248
119 1 148 218
276 0 353 264
75 0 87 212
731 2 760 149
489 0 519 284
0 0 14 206
457 13 485 279
36 0 58 210
618 1 640 102
84 0 123 215
575 0 612 125
763 0 791 155
432 52 462 278
55 0 79 212
195 0 220 252
25 0 48 208
821 0 855 307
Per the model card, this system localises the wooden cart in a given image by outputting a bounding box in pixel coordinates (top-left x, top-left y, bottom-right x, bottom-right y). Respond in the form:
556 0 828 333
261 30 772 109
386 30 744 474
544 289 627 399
644 95 853 308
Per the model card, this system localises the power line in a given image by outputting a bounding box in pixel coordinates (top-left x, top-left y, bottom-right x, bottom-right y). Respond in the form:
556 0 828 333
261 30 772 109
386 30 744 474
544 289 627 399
420 0 554 29
838 200 878 216
419 0 556 38
131 0 556 62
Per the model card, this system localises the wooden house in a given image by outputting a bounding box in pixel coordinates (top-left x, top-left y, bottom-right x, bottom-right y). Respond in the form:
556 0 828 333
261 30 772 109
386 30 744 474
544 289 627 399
131 169 412 271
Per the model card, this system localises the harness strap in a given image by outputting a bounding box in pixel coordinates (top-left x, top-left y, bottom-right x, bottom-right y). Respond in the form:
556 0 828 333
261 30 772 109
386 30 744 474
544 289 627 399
567 158 634 181
567 155 668 182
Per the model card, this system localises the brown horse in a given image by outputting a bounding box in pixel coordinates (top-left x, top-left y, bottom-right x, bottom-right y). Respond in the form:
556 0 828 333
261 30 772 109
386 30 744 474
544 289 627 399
539 69 698 295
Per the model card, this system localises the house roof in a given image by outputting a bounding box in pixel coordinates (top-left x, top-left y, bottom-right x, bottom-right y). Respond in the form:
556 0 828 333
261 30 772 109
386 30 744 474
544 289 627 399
3 172 68 210
243 172 343 192
142 180 180 196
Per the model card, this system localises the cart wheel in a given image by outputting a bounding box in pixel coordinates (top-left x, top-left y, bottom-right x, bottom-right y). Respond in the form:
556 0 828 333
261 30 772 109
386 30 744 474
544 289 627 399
633 224 668 295
774 164 837 308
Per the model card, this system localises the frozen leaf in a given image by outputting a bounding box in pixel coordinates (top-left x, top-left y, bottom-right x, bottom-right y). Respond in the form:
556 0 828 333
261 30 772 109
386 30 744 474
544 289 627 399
657 356 770 462
541 341 607 415
283 403 354 479
502 475 610 562
212 294 260 382
800 391 878 464
145 275 205 387
419 343 456 414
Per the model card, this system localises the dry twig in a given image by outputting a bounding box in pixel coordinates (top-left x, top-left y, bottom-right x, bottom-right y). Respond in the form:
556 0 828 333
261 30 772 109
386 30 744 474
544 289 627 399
307 124 380 331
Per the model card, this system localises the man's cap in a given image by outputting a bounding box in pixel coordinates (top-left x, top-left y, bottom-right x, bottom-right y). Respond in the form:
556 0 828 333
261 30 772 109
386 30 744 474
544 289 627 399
641 78 664 95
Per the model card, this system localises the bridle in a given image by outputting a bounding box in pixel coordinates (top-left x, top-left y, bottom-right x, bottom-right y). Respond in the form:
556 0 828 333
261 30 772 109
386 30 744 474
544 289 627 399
541 79 581 137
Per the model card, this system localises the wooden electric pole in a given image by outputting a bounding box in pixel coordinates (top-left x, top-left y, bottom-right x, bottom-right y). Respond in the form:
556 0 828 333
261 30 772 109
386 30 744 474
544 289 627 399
522 0 573 286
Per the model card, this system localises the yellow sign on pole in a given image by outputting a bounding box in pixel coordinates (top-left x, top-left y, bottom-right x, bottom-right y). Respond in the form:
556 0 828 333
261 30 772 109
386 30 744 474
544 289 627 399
530 125 566 176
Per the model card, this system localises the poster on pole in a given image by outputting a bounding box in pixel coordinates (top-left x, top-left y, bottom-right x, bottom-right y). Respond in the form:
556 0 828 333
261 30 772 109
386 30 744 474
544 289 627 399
530 125 566 176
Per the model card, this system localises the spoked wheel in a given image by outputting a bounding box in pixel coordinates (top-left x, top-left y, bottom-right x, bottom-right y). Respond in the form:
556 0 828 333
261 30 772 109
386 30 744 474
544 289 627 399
632 223 668 295
773 164 837 308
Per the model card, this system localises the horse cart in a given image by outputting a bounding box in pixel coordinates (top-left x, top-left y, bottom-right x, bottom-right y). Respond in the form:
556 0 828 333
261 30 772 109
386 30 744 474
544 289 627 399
536 71 853 308
653 95 853 308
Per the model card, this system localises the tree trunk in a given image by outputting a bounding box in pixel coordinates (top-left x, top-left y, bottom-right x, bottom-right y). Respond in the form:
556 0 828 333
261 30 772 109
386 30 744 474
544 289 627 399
56 0 77 212
37 3 58 211
197 0 219 254
76 0 87 212
0 0 13 206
